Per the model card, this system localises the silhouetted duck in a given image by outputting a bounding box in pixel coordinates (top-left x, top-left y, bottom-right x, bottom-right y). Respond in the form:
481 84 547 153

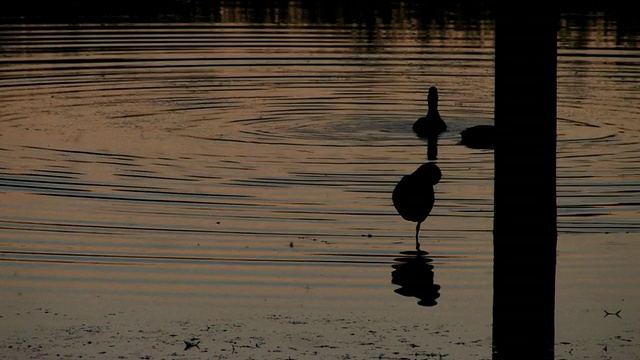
392 163 442 250
460 125 495 149
413 87 447 138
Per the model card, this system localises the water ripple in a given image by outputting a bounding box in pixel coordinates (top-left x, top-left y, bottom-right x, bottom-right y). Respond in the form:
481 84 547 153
0 22 639 294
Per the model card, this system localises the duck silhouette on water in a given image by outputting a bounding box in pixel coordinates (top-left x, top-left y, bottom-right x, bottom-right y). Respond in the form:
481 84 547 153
460 124 495 149
392 162 442 251
413 86 447 138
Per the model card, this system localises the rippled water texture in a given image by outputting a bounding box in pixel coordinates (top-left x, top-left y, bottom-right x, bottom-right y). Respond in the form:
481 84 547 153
1 10 640 358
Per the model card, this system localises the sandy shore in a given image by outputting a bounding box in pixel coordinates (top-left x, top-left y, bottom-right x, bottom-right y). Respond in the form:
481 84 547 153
1 290 495 360
2 288 639 360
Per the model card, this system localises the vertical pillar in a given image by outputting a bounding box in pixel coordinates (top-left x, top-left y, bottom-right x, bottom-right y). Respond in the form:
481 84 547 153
493 4 558 359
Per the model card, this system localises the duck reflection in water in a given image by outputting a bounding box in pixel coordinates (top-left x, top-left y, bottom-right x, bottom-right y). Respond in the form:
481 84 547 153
392 250 441 307
392 162 441 251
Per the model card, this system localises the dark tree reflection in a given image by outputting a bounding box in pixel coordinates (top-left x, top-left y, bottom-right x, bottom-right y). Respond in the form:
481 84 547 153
3 0 638 46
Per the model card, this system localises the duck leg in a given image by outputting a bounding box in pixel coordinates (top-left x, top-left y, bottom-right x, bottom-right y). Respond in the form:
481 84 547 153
415 221 422 252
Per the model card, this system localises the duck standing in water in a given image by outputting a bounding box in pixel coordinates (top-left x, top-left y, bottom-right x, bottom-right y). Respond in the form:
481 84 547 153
413 87 447 138
392 163 442 251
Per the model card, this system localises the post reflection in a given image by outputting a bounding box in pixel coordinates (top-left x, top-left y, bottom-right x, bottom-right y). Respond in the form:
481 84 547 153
391 250 440 307
492 236 556 359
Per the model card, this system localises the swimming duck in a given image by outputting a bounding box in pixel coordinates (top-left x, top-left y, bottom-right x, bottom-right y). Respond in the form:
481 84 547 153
392 163 442 250
413 87 447 138
460 125 495 149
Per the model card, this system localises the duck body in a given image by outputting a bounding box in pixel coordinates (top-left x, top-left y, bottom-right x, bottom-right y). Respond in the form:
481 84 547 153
460 125 495 149
413 112 447 138
393 175 435 224
413 86 447 138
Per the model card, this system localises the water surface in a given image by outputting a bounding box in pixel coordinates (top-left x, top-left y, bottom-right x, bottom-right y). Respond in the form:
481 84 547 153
1 9 639 358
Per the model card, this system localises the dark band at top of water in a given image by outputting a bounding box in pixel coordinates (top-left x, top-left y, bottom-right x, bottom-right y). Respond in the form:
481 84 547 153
2 0 639 41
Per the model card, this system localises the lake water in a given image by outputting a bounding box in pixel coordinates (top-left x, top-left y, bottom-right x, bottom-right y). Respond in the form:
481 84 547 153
1 4 639 359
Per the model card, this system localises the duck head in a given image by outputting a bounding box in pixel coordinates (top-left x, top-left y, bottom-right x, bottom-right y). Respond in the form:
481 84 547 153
413 163 442 185
428 86 439 111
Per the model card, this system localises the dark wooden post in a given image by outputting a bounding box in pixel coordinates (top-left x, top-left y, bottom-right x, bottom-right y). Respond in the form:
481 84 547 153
493 3 558 359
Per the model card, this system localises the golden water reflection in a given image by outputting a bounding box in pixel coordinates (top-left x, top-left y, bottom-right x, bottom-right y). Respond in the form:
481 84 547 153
1 8 639 358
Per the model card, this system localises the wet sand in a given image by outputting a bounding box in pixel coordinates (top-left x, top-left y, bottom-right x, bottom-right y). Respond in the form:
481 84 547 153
2 295 638 360
2 292 491 360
